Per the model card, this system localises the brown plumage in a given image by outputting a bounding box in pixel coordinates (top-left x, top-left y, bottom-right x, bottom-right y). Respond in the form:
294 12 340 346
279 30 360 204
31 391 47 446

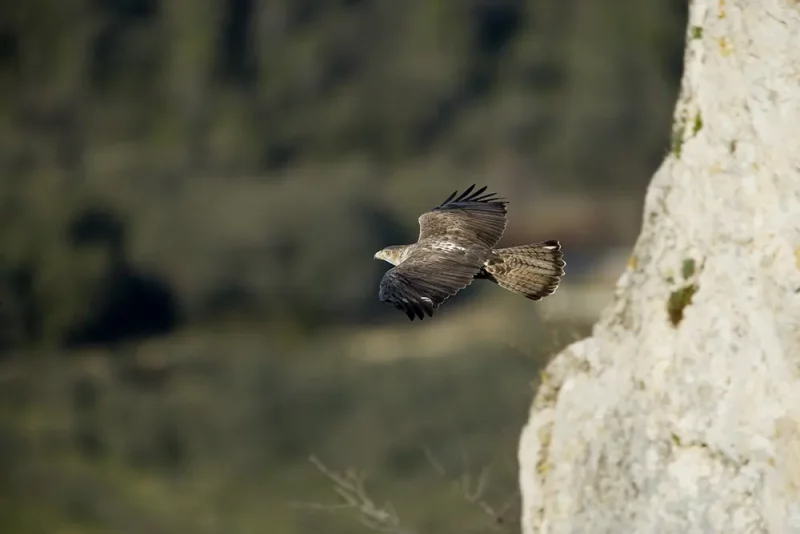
374 185 565 320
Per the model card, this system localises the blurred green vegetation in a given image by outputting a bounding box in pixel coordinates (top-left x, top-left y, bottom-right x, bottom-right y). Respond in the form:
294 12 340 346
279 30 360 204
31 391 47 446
0 0 687 532
0 0 686 340
1 321 588 534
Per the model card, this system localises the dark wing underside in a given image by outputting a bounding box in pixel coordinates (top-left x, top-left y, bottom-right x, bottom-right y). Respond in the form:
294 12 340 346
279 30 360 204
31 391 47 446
417 184 508 249
378 248 483 320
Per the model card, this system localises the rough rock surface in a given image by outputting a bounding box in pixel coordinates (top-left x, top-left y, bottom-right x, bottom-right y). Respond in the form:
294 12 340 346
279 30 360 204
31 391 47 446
518 1 800 533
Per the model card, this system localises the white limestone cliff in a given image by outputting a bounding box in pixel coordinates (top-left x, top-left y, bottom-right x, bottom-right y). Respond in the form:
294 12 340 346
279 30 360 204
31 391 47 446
518 1 800 532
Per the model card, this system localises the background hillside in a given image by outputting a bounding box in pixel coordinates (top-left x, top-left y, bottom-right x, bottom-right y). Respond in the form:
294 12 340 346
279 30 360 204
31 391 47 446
0 1 687 532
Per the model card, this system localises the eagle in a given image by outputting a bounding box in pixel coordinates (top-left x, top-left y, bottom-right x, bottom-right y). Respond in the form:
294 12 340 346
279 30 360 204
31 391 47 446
374 184 565 320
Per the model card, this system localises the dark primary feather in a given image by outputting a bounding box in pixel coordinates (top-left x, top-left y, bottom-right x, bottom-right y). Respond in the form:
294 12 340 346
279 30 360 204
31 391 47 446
378 248 484 320
417 184 508 249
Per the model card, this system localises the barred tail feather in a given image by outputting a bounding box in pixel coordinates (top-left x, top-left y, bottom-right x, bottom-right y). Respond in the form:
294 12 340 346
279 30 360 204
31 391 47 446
482 240 565 300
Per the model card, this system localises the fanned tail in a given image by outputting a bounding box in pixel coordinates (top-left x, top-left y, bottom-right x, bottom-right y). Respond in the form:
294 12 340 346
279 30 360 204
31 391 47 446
481 240 565 300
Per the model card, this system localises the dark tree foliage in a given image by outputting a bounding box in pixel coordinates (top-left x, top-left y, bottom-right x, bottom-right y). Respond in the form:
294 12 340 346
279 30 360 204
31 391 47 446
65 207 179 347
0 0 687 343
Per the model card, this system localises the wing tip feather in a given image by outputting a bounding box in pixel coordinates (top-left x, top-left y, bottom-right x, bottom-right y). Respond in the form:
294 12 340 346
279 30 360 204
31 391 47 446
436 184 508 210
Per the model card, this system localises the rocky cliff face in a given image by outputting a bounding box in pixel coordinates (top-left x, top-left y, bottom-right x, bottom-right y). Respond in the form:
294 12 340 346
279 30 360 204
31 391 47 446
518 1 800 532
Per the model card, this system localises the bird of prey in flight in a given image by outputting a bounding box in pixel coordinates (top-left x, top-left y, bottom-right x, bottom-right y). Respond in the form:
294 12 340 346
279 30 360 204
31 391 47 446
374 184 565 320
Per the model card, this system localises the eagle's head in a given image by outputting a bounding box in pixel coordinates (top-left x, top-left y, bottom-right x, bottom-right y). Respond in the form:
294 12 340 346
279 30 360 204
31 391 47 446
374 245 408 266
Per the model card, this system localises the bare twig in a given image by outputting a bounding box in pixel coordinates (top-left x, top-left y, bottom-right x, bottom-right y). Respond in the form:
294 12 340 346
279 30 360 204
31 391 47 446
422 447 519 532
290 456 416 534
295 452 518 534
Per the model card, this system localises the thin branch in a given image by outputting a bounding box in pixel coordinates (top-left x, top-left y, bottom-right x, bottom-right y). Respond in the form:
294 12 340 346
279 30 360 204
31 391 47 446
422 448 519 532
293 455 416 534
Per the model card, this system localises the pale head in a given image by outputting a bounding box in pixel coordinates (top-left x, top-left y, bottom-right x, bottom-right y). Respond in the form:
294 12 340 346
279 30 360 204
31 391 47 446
374 245 412 266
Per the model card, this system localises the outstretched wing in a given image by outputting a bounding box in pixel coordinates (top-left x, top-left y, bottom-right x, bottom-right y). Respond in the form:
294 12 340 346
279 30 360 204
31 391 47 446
378 248 483 320
417 184 508 249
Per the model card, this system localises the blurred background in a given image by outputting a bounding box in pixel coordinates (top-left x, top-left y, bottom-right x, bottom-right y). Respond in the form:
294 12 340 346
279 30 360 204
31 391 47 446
0 1 688 532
